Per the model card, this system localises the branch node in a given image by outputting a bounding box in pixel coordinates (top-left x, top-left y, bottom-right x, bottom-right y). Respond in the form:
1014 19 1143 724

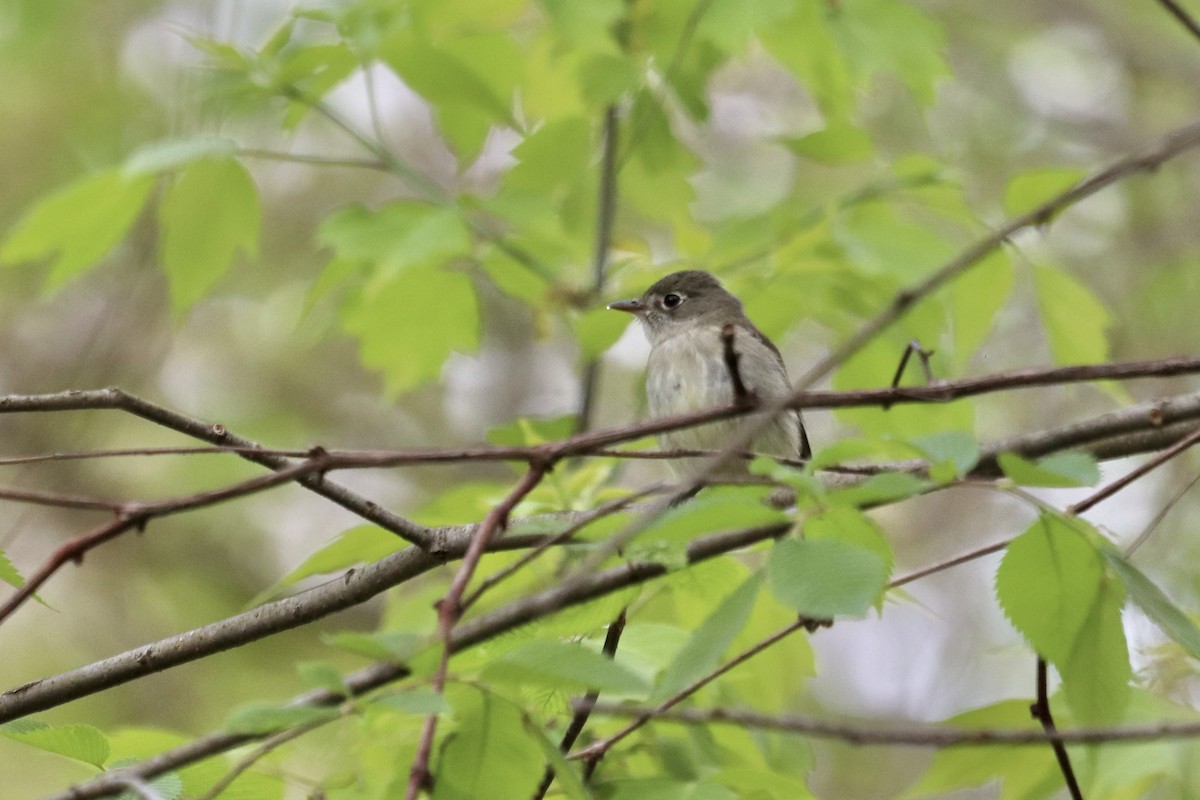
211 423 227 439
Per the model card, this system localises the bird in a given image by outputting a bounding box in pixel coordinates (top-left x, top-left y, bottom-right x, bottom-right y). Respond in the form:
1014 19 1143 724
608 270 811 476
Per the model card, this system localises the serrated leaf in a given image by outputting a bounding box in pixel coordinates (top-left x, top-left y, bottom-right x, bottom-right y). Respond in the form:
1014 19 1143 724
767 538 888 618
912 430 980 478
383 32 520 161
342 264 480 395
656 575 761 698
434 689 544 800
0 169 155 289
0 719 110 767
318 202 472 277
995 515 1103 664
255 524 404 605
123 137 239 176
1104 550 1200 660
828 471 929 508
1003 168 1085 217
995 514 1131 722
0 546 24 589
485 640 650 694
1059 578 1131 725
803 506 894 580
224 703 340 735
1034 264 1111 365
997 451 1100 488
948 250 1012 371
159 158 260 311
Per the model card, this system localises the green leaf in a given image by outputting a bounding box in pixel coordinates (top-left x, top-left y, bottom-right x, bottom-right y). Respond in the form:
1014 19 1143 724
834 200 953 280
912 430 980 478
159 158 260 311
656 574 762 698
318 202 472 277
434 689 544 800
997 451 1100 488
487 415 575 446
576 305 629 361
784 125 874 165
577 53 643 106
540 0 625 54
1104 550 1200 660
0 168 155 289
1058 580 1131 724
1003 168 1085 217
994 514 1130 723
296 661 346 694
524 718 594 800
323 630 425 661
224 703 340 735
947 251 1013 371
1034 264 1111 365
382 32 520 161
767 538 889 618
900 700 1055 799
123 136 239 176
260 524 404 601
374 689 452 716
829 0 949 105
342 264 480 395
504 116 592 193
802 506 894 580
995 515 1103 664
636 487 789 562
0 546 24 590
828 471 929 508
485 640 651 694
0 719 110 767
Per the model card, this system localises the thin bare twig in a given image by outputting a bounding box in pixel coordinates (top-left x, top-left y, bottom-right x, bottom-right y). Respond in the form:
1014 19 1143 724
1032 657 1084 800
0 387 431 545
576 104 621 433
581 702 1200 747
0 456 337 626
535 609 627 797
196 721 322 800
1125 469 1200 557
1154 0 1200 42
1069 425 1200 515
406 464 549 799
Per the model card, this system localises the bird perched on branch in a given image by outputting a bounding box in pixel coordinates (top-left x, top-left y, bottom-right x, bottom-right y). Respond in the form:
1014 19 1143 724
609 270 811 476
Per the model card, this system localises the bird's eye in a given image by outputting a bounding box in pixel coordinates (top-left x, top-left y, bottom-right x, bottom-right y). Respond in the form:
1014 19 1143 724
662 293 682 309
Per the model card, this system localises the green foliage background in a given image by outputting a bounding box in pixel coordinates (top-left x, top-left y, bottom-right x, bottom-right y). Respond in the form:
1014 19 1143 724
2 0 1200 797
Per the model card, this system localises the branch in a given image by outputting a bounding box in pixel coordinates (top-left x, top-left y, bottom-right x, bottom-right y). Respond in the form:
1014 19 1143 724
0 388 431 546
1154 0 1200 42
581 702 1200 747
8 398 1198 722
537 609 627 796
1032 657 1084 800
45 662 409 800
576 104 621 433
720 324 753 403
0 456 339 626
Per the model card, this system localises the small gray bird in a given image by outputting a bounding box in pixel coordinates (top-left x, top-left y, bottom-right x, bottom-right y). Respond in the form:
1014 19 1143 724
609 270 811 475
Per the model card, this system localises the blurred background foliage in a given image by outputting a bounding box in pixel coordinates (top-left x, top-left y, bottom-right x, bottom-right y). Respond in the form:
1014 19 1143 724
2 0 1200 797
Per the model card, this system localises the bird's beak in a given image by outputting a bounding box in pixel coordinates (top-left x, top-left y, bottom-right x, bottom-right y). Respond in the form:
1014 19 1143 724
607 298 643 314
